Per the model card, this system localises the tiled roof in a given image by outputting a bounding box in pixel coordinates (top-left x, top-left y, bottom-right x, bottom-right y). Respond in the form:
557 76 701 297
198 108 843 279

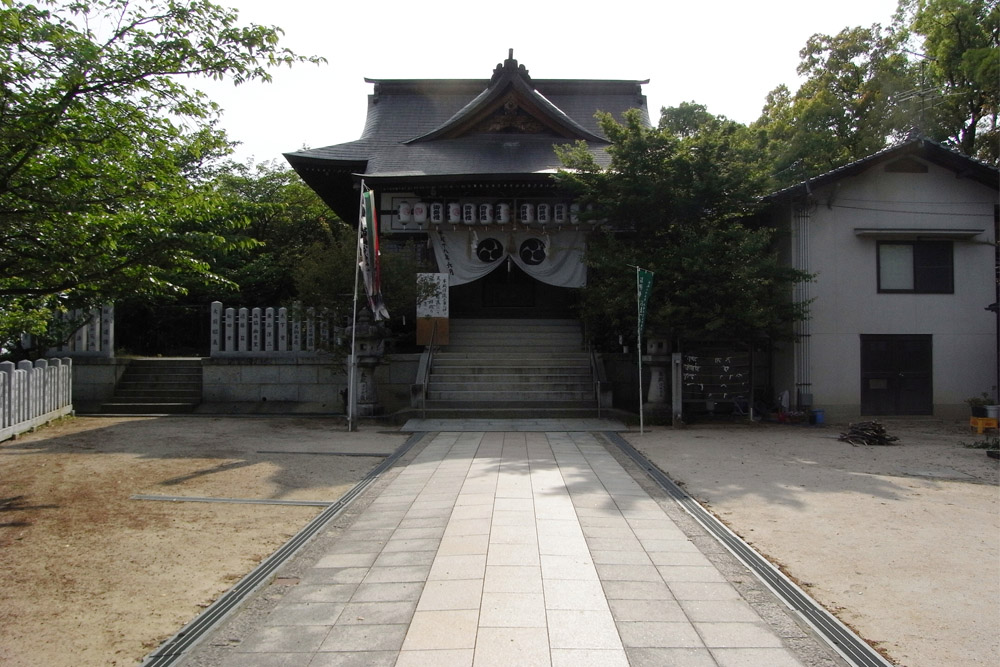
285 53 648 218
767 137 999 200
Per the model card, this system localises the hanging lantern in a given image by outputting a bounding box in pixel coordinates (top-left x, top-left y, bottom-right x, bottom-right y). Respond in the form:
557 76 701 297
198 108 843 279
398 200 412 223
448 202 462 223
553 203 567 224
413 201 428 223
479 203 493 224
463 203 476 225
430 202 444 224
496 202 510 224
536 203 550 224
519 203 534 224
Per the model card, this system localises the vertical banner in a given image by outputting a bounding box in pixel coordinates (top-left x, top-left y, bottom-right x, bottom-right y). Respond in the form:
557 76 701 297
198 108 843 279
636 267 654 433
359 188 390 321
637 268 654 334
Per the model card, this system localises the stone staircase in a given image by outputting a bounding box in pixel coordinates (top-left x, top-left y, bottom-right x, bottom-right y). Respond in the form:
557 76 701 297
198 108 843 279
101 358 203 414
423 319 598 414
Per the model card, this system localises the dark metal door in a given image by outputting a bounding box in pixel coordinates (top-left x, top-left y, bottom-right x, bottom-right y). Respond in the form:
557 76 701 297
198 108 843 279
860 335 933 415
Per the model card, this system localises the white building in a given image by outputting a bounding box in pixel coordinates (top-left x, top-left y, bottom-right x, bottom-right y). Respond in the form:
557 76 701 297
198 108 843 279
768 138 999 420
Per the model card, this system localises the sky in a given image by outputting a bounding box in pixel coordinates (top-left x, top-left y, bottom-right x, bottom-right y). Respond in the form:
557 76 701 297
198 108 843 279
197 0 903 165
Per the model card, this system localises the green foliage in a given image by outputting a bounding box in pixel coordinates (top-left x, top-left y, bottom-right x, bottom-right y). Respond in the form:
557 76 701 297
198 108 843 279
755 0 999 185
556 108 811 350
209 160 344 305
965 391 994 408
0 0 323 357
753 24 914 184
960 435 999 449
899 0 999 162
293 239 434 351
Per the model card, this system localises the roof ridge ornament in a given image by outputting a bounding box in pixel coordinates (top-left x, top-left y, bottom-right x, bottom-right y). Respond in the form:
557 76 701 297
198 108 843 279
491 48 531 86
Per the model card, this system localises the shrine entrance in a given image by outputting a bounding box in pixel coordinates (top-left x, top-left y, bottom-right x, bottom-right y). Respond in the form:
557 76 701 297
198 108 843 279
450 262 578 319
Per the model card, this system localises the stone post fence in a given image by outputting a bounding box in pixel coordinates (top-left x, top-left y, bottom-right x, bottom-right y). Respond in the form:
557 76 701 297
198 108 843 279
0 358 73 442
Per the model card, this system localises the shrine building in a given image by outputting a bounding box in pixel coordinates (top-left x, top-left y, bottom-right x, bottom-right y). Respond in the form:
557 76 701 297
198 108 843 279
284 51 650 414
285 50 648 323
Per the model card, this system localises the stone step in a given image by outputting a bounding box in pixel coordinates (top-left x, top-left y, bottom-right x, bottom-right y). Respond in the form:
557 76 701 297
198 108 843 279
118 380 202 389
431 363 590 373
120 371 202 381
430 372 591 383
422 318 598 410
103 358 204 413
448 329 581 340
99 402 198 414
124 361 203 369
446 343 580 358
426 389 595 402
416 404 599 416
429 382 593 394
113 389 203 399
433 352 589 362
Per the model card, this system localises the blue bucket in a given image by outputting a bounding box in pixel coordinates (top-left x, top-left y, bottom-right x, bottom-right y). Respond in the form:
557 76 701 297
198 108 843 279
810 409 825 425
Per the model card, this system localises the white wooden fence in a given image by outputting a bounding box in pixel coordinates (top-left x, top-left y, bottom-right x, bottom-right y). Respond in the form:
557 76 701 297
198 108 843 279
0 358 74 442
209 301 338 357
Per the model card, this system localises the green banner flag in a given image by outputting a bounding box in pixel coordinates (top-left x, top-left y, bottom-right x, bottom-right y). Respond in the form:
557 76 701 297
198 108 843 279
637 267 654 334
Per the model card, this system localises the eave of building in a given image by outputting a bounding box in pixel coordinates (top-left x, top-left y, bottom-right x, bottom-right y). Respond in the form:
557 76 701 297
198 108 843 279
356 171 565 193
282 154 368 222
766 137 1000 203
284 52 649 225
853 227 986 239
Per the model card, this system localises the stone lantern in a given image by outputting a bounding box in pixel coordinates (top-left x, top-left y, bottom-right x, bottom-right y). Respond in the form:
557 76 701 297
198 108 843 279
347 309 386 418
643 335 676 423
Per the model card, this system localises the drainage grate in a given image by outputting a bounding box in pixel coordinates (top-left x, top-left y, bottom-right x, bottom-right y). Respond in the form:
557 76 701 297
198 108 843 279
256 450 394 457
140 431 427 667
131 495 332 507
604 432 894 667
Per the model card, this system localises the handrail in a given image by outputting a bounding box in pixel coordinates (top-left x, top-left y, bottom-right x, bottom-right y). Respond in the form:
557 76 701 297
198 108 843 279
590 345 602 419
420 320 439 419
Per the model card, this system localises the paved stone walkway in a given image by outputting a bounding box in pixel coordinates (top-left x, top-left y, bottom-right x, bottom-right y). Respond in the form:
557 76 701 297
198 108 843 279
191 428 818 667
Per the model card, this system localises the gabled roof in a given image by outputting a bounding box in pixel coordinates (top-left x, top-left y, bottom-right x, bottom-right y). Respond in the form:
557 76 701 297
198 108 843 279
285 52 649 220
767 137 999 201
404 50 607 144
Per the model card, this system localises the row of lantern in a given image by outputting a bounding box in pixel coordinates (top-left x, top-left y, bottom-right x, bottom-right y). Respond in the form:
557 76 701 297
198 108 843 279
396 201 593 226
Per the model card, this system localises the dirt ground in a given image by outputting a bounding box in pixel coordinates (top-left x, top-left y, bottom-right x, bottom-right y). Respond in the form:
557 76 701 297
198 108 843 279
0 416 403 667
627 418 999 667
0 415 996 667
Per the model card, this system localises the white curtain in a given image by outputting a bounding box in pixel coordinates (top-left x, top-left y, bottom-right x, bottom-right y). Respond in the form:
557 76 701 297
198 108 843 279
429 227 587 287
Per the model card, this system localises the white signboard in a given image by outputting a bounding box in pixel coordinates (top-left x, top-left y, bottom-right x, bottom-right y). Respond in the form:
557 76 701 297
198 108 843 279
417 273 449 319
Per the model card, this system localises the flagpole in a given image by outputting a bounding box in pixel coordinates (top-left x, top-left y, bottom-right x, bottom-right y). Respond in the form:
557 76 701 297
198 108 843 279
637 265 644 435
633 265 653 435
347 181 366 432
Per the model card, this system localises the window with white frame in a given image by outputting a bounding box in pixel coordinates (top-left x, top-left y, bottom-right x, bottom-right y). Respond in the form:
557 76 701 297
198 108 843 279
877 240 954 293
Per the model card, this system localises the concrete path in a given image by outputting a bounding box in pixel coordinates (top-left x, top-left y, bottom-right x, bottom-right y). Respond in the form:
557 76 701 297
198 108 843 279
186 427 835 667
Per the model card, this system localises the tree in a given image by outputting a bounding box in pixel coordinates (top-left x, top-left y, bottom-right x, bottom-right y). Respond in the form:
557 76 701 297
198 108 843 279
210 160 344 306
293 238 434 353
754 0 998 186
109 160 343 356
0 0 322 357
555 108 811 351
753 24 914 184
897 0 999 162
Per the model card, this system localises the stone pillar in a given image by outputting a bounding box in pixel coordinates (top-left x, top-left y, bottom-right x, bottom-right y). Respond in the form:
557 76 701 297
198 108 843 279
643 336 672 421
210 302 222 355
347 310 387 418
671 352 684 427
